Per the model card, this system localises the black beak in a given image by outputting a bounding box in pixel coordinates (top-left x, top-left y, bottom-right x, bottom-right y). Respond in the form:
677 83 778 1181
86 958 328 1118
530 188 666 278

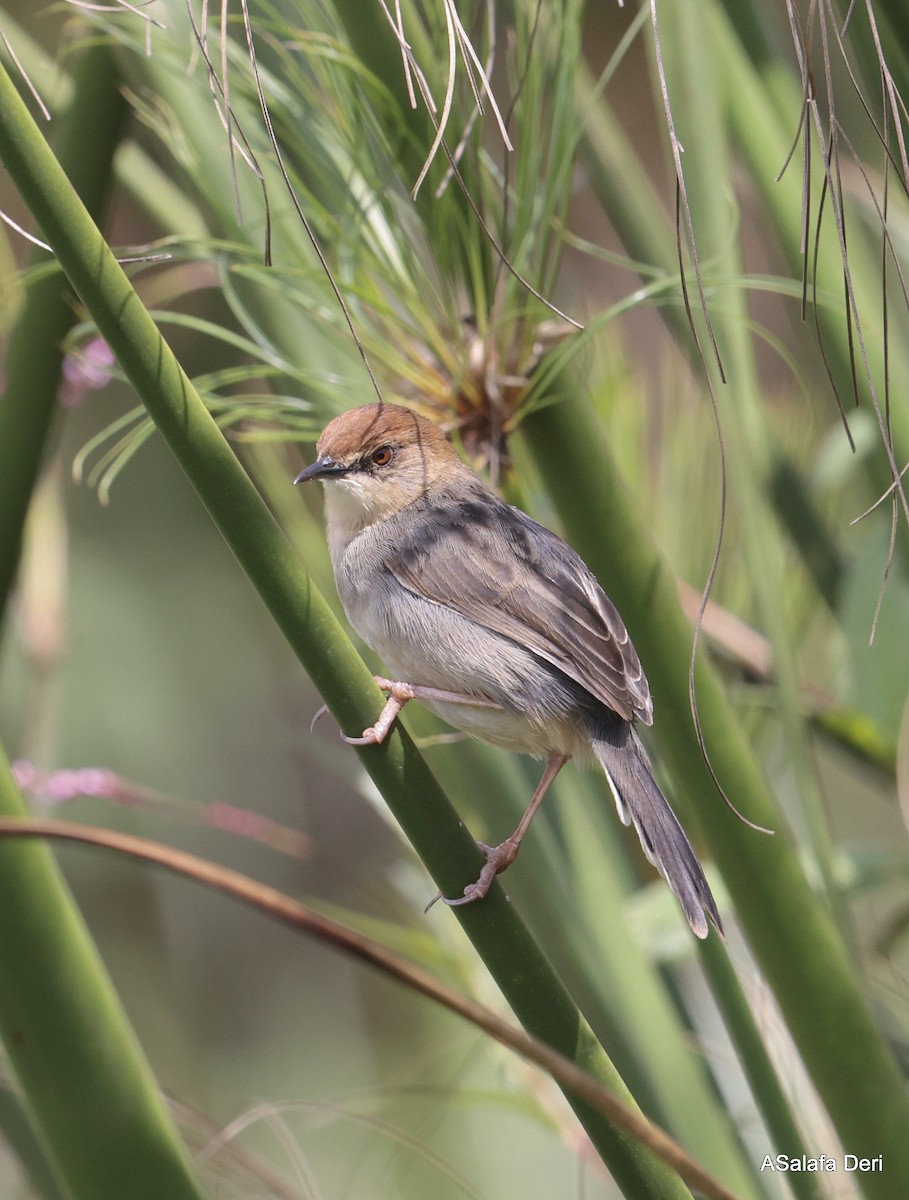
294 457 349 485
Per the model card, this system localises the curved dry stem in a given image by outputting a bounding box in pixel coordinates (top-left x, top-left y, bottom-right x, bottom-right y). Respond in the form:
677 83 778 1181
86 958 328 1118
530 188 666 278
0 817 743 1200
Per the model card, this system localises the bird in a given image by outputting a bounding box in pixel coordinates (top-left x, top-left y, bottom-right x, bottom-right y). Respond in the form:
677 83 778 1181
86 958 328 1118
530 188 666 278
295 402 723 938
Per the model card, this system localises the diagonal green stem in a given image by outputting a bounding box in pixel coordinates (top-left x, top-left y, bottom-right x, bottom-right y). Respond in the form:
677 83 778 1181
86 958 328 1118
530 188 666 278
0 43 210 1200
695 937 819 1200
0 56 701 1200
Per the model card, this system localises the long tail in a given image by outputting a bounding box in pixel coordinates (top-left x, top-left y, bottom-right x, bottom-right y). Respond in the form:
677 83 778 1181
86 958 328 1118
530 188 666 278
592 723 723 939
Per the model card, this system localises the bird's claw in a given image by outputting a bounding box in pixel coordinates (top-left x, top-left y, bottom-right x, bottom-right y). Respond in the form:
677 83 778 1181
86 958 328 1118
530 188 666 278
309 704 329 734
427 840 518 909
342 726 382 746
341 679 417 746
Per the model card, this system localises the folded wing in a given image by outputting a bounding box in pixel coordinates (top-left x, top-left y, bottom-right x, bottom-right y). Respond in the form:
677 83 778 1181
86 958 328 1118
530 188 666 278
387 486 653 725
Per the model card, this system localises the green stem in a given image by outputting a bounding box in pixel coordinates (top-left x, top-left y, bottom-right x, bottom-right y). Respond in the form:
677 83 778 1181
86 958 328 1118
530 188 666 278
0 41 126 623
520 392 909 1200
696 938 822 1200
711 3 909 566
0 57 697 1200
578 62 846 612
0 47 211 1200
662 0 847 933
0 1086 66 1200
0 743 209 1200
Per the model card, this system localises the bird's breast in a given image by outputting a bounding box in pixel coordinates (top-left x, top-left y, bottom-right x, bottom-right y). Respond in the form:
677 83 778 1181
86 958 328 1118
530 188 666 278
329 523 593 759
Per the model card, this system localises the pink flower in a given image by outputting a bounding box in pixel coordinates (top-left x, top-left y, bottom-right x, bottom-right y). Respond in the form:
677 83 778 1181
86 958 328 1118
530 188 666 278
58 338 115 407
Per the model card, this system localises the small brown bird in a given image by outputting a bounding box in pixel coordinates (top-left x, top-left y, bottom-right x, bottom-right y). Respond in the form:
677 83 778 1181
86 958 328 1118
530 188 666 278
296 403 722 938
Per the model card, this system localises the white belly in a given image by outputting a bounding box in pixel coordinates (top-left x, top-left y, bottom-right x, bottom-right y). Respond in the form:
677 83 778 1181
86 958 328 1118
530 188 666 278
340 563 586 758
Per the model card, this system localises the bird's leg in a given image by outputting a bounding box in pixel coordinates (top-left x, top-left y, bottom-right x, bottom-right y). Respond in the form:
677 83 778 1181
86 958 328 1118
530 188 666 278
437 752 569 908
342 677 503 746
341 679 414 746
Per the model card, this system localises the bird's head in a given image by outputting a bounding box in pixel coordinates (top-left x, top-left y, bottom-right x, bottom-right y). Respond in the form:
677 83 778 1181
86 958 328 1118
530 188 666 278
295 403 463 529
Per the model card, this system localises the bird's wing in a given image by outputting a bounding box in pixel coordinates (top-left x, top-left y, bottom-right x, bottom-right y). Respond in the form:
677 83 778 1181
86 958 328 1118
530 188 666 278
386 490 653 724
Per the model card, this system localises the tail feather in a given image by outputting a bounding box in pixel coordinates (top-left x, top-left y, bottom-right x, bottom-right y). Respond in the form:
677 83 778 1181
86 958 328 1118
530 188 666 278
592 723 723 940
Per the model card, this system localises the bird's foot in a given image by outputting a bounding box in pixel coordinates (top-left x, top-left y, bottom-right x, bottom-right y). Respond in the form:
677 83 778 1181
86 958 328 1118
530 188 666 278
342 677 503 746
424 837 521 911
341 679 416 746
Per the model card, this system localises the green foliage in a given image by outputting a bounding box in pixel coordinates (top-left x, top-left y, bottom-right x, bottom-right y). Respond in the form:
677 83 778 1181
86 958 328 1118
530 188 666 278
3 2 909 1199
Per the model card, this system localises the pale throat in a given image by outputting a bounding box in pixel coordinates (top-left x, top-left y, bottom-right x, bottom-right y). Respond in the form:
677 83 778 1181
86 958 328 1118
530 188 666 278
322 474 402 548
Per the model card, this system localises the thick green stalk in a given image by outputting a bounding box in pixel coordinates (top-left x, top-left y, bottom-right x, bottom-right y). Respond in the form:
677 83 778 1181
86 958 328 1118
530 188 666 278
520 393 909 1199
0 59 697 1199
0 41 126 622
578 63 845 610
579 46 840 1173
0 1087 66 1200
0 744 210 1200
659 0 846 926
710 3 909 561
696 938 820 1200
437 743 761 1198
0 45 211 1200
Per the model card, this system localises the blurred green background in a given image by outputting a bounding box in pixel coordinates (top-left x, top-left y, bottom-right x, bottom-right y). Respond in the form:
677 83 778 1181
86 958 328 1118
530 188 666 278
2 2 909 1198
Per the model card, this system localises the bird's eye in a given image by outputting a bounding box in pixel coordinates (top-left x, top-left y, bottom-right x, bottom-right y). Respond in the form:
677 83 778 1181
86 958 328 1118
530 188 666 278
370 446 394 467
